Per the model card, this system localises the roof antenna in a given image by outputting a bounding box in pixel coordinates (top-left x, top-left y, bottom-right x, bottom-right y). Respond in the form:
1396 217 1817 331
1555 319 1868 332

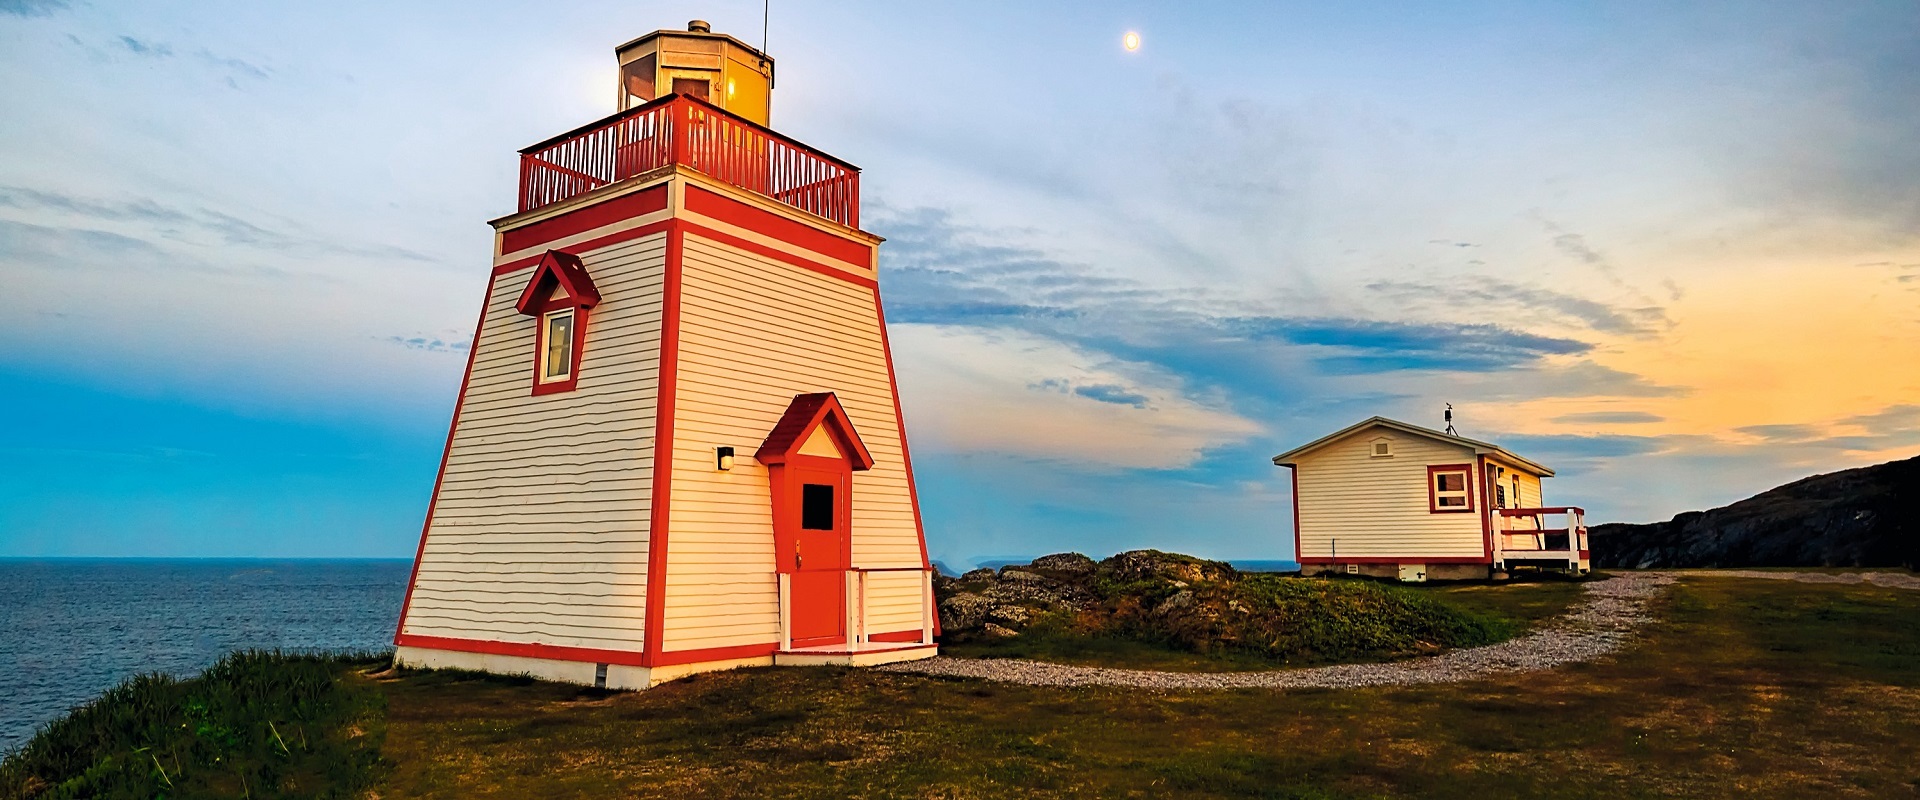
1444 403 1458 436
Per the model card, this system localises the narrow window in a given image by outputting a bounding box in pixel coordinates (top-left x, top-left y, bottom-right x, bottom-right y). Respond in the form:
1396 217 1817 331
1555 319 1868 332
540 309 575 382
801 483 834 530
1429 466 1473 513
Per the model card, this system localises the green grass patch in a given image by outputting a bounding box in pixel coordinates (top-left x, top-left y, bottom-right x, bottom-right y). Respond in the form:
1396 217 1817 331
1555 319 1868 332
0 651 389 800
947 575 1564 671
11 577 1920 798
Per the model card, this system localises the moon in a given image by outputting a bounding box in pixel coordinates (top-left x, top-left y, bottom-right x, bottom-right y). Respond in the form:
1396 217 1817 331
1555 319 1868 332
1123 31 1140 52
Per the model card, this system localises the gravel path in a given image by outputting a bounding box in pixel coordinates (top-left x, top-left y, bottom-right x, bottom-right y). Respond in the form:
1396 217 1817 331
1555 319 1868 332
884 572 1682 690
886 569 1919 690
1672 569 1920 591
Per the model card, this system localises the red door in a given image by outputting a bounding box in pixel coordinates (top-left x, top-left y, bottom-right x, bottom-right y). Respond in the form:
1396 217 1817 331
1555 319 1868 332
786 466 848 648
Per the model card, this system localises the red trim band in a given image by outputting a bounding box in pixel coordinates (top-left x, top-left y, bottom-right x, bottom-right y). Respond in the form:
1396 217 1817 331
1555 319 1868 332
682 221 876 289
500 184 668 255
683 184 872 268
396 634 783 670
494 220 673 276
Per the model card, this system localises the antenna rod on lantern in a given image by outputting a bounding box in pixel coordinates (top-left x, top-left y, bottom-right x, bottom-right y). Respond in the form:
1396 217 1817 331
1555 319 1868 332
763 0 770 52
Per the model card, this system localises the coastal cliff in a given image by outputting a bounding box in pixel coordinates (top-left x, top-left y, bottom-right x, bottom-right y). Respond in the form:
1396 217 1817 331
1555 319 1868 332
1591 454 1920 569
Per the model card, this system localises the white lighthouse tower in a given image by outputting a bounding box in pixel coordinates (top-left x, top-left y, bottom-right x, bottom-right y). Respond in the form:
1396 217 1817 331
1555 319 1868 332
393 21 937 689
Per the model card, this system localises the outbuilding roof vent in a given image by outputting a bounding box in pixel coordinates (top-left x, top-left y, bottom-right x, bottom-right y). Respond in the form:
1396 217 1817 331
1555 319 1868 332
687 19 711 32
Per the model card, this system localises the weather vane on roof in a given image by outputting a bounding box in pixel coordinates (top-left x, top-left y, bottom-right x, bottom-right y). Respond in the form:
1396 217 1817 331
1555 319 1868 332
1445 403 1458 436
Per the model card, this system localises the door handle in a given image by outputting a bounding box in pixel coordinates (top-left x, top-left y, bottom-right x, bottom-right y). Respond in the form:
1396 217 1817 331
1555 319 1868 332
795 540 803 570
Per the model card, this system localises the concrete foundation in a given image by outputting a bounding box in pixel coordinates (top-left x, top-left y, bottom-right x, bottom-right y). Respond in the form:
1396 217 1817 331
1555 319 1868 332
393 645 775 691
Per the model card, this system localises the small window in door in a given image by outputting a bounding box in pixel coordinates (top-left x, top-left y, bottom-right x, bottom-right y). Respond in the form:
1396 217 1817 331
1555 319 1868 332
801 483 834 530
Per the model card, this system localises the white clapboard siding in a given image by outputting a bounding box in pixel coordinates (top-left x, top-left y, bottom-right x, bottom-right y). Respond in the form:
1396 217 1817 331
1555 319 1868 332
1295 430 1485 559
402 234 667 652
659 234 924 652
860 570 927 634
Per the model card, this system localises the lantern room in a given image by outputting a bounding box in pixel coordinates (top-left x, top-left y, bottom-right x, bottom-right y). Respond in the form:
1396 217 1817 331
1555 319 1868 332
616 20 775 126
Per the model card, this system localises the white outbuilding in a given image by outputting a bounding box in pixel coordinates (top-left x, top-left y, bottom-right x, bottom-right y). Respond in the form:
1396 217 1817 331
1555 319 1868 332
1272 417 1590 581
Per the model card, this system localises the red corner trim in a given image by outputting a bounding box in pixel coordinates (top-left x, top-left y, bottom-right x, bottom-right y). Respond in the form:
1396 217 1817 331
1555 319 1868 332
394 272 495 644
683 184 872 267
754 392 877 471
681 221 876 289
499 183 668 255
1427 463 1476 514
493 220 672 276
514 250 601 316
873 291 933 580
1478 455 1494 560
642 221 685 667
1284 463 1302 563
866 629 932 644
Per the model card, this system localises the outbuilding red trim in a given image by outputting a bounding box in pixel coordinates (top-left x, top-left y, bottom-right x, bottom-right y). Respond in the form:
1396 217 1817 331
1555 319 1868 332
1426 463 1476 514
755 392 876 470
1297 556 1494 565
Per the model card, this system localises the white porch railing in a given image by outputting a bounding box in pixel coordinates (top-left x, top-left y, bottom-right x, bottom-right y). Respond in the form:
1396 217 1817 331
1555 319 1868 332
1493 506 1590 571
777 567 935 652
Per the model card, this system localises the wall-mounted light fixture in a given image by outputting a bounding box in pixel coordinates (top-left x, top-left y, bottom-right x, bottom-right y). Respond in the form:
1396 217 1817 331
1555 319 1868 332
716 446 735 471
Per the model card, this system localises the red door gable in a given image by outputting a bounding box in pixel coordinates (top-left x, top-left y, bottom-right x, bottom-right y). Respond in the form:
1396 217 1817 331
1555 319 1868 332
755 392 875 471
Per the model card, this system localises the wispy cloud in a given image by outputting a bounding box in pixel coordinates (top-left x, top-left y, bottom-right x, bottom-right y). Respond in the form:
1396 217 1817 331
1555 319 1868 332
116 36 172 57
0 185 435 263
1551 411 1666 425
1366 279 1670 337
0 0 66 17
383 335 469 354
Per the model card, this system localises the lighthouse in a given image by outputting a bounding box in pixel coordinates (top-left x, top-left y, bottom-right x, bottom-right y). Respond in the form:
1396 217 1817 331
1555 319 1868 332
393 22 936 689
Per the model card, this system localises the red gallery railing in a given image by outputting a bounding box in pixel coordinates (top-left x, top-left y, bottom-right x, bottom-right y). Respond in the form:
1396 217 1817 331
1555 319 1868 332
517 94 861 228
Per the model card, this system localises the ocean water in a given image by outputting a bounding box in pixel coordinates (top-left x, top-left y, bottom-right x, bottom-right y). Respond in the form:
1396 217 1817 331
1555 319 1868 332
0 559 412 754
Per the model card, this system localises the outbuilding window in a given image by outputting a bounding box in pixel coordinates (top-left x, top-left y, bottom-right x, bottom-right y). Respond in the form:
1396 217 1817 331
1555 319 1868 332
1428 465 1474 513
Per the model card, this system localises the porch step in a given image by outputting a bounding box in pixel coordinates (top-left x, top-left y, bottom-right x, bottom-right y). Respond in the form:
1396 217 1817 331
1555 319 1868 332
774 640 938 667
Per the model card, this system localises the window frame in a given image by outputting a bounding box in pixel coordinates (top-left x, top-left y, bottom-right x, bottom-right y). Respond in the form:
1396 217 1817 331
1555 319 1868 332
531 299 588 396
1427 463 1476 514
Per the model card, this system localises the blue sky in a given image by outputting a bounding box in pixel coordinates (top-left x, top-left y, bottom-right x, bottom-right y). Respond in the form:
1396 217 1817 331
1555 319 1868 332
2 0 1917 566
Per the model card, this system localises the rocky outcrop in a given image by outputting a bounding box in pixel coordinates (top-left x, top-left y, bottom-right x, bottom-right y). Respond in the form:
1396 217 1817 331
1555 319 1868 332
933 549 1510 663
936 550 1233 642
1591 454 1920 569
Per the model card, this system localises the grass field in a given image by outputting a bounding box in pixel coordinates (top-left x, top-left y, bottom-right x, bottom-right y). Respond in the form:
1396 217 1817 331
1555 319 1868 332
7 576 1918 799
